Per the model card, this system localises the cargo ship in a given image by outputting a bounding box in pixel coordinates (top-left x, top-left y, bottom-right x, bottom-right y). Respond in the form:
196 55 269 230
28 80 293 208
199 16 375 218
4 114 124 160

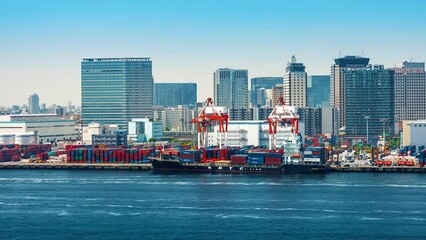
151 158 329 174
151 144 330 174
152 97 329 174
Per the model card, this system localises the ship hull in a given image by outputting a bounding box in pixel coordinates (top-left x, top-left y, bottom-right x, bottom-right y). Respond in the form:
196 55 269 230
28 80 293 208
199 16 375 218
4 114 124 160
151 159 329 174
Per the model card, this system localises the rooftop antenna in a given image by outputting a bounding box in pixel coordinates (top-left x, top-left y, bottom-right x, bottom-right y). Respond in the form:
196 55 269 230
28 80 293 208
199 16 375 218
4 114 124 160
339 51 342 57
362 51 364 56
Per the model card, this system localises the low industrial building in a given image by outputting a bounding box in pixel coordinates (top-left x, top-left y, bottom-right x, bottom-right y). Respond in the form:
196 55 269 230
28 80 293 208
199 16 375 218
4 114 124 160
162 106 196 131
209 120 305 148
128 118 163 143
402 120 426 149
0 114 77 144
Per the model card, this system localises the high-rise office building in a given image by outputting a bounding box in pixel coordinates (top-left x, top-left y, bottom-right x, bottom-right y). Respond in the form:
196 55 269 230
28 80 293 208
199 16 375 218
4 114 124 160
213 68 248 109
297 107 322 136
271 85 284 107
154 83 197 107
81 58 153 129
389 61 426 126
330 56 370 128
321 107 339 135
307 75 330 107
283 56 307 107
162 106 196 131
28 93 39 114
345 65 394 137
250 77 283 106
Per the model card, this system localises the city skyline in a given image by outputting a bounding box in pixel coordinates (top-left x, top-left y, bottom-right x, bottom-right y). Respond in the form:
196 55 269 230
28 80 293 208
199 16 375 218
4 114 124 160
1 0 426 106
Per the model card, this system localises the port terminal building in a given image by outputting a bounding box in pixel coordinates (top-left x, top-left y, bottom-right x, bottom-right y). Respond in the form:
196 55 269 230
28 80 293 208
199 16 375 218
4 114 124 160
0 114 78 144
209 120 305 148
402 120 426 150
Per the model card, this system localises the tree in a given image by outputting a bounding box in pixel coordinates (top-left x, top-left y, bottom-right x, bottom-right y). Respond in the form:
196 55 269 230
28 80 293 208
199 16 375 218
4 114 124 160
148 137 157 143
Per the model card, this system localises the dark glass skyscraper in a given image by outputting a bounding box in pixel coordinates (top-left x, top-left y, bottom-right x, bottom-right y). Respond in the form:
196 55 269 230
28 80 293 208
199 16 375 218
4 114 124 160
81 58 153 129
154 83 197 107
307 75 330 108
345 65 394 137
331 56 370 127
250 77 283 106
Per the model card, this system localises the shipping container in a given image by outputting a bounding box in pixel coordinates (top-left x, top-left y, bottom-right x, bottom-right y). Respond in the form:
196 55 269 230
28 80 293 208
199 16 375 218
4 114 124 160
230 155 248 164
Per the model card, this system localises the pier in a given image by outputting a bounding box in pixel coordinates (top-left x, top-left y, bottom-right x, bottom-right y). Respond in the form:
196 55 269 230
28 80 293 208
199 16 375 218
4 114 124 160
0 162 152 171
331 166 426 173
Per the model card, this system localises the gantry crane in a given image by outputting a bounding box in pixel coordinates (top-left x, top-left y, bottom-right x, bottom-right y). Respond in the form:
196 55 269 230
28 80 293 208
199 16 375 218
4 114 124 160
191 98 229 161
266 97 299 150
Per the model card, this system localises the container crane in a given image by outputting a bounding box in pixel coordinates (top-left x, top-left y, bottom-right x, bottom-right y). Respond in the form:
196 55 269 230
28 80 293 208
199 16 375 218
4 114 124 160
266 97 299 150
191 98 229 161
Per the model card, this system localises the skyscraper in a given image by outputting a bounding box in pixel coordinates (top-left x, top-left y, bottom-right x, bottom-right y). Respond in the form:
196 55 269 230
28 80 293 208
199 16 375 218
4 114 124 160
81 58 153 129
28 93 39 114
345 65 394 137
154 83 197 107
307 75 330 107
330 56 370 127
213 68 248 109
250 77 283 106
283 56 307 107
271 85 284 107
389 61 426 127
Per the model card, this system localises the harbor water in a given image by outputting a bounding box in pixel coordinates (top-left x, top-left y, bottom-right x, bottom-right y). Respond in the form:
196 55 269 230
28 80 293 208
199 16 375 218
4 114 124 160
1 170 426 239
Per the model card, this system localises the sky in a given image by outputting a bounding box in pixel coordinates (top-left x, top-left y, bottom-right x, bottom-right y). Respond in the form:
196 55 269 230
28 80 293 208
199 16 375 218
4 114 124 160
0 0 425 107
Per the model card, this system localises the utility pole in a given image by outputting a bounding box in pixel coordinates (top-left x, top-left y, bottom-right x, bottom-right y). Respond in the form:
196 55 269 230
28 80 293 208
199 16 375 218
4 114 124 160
381 118 388 154
365 116 370 146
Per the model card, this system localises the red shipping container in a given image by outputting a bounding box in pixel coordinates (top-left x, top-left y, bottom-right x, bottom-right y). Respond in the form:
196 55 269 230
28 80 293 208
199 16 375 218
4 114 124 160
265 157 282 165
230 155 247 164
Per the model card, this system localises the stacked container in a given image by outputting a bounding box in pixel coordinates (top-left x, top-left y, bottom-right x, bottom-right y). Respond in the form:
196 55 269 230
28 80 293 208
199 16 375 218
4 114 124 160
230 155 248 164
36 152 49 161
0 148 21 162
247 152 266 165
67 148 154 164
265 153 283 165
304 147 326 164
179 150 201 163
21 144 52 158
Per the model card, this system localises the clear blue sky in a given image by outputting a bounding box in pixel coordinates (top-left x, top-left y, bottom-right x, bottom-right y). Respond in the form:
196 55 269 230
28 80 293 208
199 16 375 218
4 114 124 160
1 0 425 106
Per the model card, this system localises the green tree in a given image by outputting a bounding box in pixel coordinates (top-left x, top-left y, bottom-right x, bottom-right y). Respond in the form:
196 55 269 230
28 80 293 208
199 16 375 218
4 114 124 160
148 137 157 143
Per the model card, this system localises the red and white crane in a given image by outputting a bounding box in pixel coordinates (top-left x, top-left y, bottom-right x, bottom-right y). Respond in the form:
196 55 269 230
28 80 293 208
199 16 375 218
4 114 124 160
266 97 299 150
191 98 229 160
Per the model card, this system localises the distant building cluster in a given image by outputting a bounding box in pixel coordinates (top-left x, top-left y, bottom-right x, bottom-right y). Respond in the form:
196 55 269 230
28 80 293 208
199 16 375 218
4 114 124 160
2 54 425 146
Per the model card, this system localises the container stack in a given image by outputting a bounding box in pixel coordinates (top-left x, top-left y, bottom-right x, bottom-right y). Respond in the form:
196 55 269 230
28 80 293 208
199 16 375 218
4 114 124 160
230 155 248 164
67 148 154 164
36 152 49 161
179 150 201 163
0 148 21 162
21 144 52 158
247 152 266 165
0 144 18 150
418 150 426 166
304 147 326 164
265 153 283 165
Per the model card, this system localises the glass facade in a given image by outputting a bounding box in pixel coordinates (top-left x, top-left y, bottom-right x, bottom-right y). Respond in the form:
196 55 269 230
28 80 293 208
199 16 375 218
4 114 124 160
154 83 197 107
250 77 283 106
345 65 394 137
81 58 153 129
307 75 330 108
28 93 40 114
214 68 248 109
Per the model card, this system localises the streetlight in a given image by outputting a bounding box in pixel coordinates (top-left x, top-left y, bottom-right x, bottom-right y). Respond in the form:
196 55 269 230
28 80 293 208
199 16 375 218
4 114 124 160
381 118 388 153
365 116 370 146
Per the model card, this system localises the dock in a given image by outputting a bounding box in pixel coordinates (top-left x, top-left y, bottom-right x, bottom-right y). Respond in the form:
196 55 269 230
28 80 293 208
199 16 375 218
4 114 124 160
0 162 152 171
332 166 426 173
